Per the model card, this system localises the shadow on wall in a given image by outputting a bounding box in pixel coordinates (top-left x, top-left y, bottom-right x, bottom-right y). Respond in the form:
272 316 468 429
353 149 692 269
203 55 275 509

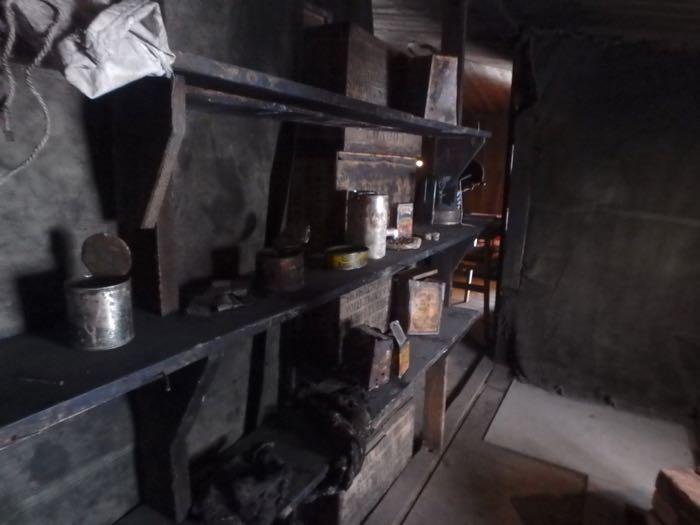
15 229 72 343
83 96 118 221
12 97 120 342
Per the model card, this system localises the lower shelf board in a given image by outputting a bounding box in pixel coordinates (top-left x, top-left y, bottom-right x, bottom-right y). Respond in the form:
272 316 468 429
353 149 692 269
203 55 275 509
114 505 184 524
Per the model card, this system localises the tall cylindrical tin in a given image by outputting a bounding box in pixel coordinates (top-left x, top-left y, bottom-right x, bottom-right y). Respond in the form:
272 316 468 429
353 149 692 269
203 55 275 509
65 276 134 350
346 192 389 260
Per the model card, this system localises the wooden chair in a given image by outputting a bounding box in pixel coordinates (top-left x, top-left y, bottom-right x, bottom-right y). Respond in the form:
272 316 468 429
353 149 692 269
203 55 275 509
458 221 501 342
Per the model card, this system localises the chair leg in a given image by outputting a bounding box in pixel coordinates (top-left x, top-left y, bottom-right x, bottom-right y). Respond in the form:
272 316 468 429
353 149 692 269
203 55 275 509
483 247 491 343
464 265 469 303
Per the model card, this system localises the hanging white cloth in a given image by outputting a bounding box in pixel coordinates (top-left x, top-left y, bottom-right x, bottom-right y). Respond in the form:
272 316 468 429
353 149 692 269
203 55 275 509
57 0 174 99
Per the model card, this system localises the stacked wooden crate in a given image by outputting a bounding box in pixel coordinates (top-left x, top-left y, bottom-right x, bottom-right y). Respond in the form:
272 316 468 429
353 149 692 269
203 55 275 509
647 468 700 525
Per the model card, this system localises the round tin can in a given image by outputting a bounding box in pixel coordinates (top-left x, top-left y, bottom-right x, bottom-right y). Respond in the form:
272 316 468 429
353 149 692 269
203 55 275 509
433 208 462 226
257 249 304 292
65 276 134 350
346 192 389 260
325 245 369 270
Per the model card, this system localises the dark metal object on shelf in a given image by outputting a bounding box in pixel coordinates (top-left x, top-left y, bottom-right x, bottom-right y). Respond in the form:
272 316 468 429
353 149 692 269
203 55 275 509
434 160 487 225
433 208 462 226
186 281 248 317
65 276 134 350
325 245 369 270
394 269 446 335
346 192 389 260
417 137 487 227
343 325 393 391
257 249 304 293
389 320 407 347
81 233 132 277
389 320 410 379
387 236 422 251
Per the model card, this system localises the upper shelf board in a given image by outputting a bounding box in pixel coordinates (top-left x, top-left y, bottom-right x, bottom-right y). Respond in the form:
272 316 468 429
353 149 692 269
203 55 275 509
174 52 492 139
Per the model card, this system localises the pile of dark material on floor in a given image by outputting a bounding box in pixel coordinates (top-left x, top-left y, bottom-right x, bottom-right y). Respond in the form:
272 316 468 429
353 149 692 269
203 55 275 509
191 381 371 524
192 443 291 525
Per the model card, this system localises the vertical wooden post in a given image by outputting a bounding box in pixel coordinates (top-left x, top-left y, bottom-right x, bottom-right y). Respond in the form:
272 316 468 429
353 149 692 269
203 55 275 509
441 0 468 125
423 354 448 451
130 356 221 522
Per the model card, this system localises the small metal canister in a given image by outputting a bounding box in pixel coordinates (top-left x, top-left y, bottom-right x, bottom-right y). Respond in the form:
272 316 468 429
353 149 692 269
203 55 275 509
257 249 304 293
65 276 134 350
346 192 389 260
325 245 369 271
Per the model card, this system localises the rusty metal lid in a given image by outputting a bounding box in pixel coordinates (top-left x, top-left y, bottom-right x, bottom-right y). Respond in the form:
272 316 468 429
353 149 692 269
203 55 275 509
81 233 132 278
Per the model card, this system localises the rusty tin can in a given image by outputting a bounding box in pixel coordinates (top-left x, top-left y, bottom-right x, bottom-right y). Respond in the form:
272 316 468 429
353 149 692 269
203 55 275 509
65 276 134 350
343 325 393 391
346 192 389 260
257 249 304 293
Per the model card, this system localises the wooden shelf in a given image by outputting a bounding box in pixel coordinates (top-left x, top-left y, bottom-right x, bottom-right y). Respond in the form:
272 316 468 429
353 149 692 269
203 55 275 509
189 306 480 525
0 224 484 449
112 306 480 525
175 52 491 140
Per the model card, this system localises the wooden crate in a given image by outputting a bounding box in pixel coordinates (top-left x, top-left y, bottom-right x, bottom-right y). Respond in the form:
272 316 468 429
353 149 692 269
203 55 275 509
302 23 421 157
389 54 459 124
302 400 415 525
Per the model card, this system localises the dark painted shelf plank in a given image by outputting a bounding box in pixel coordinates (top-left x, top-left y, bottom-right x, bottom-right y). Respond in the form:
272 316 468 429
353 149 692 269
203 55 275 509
175 52 491 140
115 505 184 525
0 225 482 449
367 306 481 431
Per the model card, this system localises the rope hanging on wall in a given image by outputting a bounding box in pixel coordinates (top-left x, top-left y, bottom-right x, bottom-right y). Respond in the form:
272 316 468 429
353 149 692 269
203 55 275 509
0 0 62 187
1 0 17 141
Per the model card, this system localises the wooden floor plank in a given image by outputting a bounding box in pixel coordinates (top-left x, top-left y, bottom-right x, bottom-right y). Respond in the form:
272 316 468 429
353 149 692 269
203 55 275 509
363 356 493 525
402 383 587 525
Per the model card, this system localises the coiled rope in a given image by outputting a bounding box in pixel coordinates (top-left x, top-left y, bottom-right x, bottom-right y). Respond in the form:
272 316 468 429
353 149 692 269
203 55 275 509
0 0 63 187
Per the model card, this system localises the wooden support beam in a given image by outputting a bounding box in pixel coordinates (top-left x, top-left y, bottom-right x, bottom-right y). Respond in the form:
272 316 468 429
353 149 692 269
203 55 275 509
423 354 448 451
130 356 221 522
141 75 187 229
441 0 468 124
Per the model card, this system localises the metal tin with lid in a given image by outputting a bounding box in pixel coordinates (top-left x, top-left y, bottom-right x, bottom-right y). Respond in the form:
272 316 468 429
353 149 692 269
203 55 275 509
325 245 369 270
65 276 134 350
